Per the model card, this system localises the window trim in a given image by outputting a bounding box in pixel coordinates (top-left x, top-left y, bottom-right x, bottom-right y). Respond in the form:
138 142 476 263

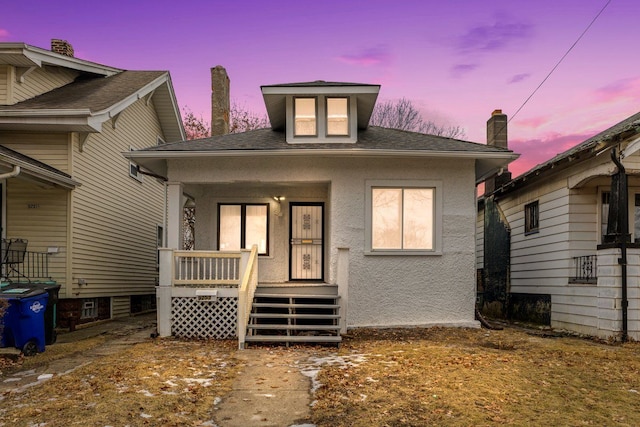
325 96 350 137
217 203 270 255
524 200 539 235
293 97 318 137
365 180 442 256
129 146 143 182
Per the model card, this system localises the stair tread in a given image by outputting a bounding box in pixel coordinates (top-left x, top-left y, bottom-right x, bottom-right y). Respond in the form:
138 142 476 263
252 303 340 309
254 293 340 299
251 313 340 319
244 335 342 343
247 324 340 330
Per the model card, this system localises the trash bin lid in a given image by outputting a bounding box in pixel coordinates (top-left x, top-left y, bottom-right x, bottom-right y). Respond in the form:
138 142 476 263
0 287 47 299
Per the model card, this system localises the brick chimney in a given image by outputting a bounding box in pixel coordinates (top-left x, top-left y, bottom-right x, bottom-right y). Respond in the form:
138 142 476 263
484 109 512 195
211 66 230 136
51 39 74 57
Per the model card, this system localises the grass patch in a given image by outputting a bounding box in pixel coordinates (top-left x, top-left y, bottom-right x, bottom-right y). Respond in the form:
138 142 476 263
0 338 238 426
311 327 640 426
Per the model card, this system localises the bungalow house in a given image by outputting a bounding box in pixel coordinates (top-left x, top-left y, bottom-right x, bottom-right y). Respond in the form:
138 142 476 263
126 68 517 347
0 40 184 328
478 110 640 341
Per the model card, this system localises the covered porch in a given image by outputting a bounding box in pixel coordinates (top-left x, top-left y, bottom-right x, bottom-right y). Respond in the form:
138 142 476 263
157 181 346 348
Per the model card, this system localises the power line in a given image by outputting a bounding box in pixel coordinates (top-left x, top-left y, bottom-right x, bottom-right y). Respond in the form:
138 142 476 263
508 0 612 124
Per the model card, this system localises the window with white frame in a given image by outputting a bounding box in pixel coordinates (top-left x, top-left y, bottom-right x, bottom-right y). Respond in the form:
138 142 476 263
326 97 349 136
294 97 317 136
129 147 143 182
218 204 269 255
81 298 98 319
366 181 442 254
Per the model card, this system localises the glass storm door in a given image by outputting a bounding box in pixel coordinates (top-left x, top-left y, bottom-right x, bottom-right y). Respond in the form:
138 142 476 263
290 203 324 281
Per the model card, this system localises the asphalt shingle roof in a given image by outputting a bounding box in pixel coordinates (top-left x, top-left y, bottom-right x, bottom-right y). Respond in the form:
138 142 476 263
0 71 166 113
143 126 512 154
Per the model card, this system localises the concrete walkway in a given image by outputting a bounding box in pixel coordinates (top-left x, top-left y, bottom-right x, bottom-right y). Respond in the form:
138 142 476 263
214 348 316 427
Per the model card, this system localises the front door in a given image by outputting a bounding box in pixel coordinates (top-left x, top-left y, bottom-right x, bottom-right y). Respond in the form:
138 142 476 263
290 203 324 281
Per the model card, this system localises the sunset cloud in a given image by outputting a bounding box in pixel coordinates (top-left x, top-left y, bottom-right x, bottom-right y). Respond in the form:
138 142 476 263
516 115 548 129
456 19 533 53
509 131 595 176
337 46 392 67
450 63 478 78
509 73 530 84
593 77 640 103
0 29 9 40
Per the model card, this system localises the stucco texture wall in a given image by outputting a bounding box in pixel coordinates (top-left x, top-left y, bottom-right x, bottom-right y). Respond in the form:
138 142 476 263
169 155 478 328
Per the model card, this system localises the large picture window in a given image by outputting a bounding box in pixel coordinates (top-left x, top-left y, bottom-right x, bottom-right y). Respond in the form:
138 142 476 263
366 181 442 255
218 204 268 255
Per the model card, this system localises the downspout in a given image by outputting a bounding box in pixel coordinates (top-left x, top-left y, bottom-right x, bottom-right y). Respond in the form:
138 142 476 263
611 150 628 342
0 165 21 180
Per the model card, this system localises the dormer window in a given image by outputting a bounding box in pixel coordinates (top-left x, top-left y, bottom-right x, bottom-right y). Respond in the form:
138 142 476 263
294 97 317 136
261 81 380 144
327 97 349 136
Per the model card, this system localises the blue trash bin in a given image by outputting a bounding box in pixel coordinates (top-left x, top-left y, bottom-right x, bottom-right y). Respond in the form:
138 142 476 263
0 287 48 356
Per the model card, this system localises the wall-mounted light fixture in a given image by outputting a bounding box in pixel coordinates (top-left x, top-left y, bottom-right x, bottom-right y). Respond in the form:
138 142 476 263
273 196 285 217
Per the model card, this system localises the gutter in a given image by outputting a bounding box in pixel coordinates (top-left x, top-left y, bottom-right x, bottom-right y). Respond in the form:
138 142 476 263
0 165 21 180
611 150 629 342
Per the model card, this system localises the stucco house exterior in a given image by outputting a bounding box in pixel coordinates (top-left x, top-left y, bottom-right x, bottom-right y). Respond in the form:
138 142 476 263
0 40 184 327
478 110 640 341
127 68 517 347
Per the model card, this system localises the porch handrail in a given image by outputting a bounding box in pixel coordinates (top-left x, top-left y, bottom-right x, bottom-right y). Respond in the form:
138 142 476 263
237 245 259 349
173 250 241 287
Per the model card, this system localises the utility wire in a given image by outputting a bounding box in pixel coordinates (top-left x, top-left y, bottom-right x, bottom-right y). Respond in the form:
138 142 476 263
507 0 612 125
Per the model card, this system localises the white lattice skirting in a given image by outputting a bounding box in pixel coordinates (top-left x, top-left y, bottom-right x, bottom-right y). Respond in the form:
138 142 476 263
171 297 238 339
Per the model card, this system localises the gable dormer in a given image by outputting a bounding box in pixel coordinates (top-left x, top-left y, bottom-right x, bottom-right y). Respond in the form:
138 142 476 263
261 81 380 144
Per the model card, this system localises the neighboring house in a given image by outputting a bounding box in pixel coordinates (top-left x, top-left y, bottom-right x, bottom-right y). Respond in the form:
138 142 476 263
0 40 184 326
478 110 640 341
127 68 517 347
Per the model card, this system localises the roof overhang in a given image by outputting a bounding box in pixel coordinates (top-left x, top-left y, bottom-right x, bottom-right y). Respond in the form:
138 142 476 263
261 84 380 131
0 154 79 189
125 148 518 183
0 43 121 76
0 73 185 140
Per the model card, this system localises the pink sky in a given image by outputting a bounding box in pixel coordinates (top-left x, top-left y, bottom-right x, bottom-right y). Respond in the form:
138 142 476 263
3 0 639 177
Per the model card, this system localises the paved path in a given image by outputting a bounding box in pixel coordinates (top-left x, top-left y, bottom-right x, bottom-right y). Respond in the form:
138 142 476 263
214 348 316 427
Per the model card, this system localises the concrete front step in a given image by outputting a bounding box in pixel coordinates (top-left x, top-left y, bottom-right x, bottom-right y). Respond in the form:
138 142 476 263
254 293 340 300
252 303 340 309
244 335 342 344
250 313 340 319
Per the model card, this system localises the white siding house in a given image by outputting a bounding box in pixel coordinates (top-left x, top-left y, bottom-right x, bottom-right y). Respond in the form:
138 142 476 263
480 111 640 341
0 40 184 327
127 71 517 347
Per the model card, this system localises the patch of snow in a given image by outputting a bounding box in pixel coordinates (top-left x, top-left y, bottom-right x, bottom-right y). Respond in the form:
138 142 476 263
37 374 53 381
258 394 274 398
199 422 218 427
289 424 317 427
3 377 21 383
366 377 379 383
299 354 367 394
360 394 367 401
137 389 154 397
213 397 222 405
164 380 178 387
629 389 638 393
184 378 213 387
140 413 152 419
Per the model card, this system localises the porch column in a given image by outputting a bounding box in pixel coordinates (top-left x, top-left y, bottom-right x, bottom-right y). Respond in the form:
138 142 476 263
337 247 349 334
166 182 185 250
596 247 623 339
157 248 173 337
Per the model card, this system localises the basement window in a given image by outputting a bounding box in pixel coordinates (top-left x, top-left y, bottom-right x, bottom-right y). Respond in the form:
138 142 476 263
81 298 98 319
524 201 539 235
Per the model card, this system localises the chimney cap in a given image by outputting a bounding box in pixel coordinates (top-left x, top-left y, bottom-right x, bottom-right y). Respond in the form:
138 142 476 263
492 109 504 116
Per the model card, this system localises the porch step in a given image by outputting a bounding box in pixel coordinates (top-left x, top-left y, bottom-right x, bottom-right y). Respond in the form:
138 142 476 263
244 335 342 344
245 292 342 347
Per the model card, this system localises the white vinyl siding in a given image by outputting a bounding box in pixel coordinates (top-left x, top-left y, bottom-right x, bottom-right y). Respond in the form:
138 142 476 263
5 180 68 284
0 65 9 104
12 66 79 103
1 132 70 173
71 97 165 298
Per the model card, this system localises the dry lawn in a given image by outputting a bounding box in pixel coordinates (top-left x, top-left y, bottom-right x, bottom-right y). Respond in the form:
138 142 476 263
0 339 238 427
311 327 640 426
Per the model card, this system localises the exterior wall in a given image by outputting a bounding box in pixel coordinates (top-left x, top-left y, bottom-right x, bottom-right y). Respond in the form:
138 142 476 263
0 65 10 105
11 66 79 104
476 204 484 269
170 155 479 328
0 131 70 172
70 97 165 300
112 296 132 318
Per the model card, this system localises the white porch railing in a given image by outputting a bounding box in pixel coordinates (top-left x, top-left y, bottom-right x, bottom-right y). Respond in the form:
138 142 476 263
173 250 241 287
237 245 259 349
